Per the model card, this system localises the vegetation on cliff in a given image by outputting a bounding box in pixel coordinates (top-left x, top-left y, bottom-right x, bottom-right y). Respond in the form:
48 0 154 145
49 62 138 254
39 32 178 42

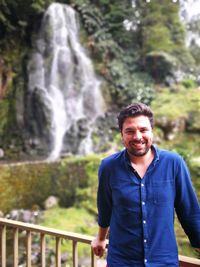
0 1 200 260
1 0 200 158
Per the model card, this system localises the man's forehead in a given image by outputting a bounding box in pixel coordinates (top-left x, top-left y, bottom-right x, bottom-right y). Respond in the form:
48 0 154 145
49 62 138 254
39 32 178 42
124 115 150 123
123 116 152 128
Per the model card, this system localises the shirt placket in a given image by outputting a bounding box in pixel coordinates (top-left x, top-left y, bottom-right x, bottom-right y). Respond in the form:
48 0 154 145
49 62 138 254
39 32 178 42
140 178 148 266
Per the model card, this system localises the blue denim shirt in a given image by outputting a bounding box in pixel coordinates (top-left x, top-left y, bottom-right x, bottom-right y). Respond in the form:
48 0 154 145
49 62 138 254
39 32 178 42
97 145 200 267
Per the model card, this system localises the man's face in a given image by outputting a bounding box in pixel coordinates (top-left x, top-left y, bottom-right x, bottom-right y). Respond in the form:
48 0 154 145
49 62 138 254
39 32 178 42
121 115 153 157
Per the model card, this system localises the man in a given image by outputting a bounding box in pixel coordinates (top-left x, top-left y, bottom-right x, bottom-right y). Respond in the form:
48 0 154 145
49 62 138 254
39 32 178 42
91 102 200 266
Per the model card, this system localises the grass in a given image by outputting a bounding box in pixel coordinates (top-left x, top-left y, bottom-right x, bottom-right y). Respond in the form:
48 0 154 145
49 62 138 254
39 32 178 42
40 206 98 265
41 206 98 235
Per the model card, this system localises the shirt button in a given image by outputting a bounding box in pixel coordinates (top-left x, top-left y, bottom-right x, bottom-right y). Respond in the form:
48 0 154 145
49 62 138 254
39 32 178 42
144 239 147 243
142 201 145 205
141 183 144 187
144 259 147 263
143 220 146 224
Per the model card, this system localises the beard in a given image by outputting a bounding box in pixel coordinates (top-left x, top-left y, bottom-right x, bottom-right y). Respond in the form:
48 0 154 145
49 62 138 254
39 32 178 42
126 140 151 157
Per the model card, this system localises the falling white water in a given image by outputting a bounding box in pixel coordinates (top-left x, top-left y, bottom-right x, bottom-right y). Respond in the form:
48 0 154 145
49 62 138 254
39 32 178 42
28 3 105 160
180 0 200 46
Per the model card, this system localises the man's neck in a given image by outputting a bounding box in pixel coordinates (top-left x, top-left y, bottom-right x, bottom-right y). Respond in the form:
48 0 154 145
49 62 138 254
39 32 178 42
129 148 154 165
129 148 154 178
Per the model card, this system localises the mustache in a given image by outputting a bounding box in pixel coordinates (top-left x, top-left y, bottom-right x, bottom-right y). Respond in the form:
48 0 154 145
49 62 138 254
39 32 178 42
129 139 145 145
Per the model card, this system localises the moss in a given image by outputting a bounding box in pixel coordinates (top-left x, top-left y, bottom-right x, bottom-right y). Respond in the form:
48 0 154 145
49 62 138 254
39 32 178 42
181 79 196 89
151 87 200 121
0 100 9 136
0 154 102 213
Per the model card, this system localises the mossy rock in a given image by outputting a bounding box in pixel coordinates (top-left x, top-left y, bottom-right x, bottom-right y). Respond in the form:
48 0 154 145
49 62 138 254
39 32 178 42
151 87 200 135
0 154 101 213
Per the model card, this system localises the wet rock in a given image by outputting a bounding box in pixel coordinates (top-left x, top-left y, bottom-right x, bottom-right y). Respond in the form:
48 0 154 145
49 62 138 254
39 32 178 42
6 209 42 223
44 196 59 209
155 116 186 140
0 148 4 158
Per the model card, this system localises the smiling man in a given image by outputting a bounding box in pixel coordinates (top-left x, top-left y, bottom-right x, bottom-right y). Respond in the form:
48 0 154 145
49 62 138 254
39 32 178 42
91 102 200 267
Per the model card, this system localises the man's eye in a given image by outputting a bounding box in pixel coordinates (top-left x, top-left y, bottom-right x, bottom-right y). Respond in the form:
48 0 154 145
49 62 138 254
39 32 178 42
126 131 134 135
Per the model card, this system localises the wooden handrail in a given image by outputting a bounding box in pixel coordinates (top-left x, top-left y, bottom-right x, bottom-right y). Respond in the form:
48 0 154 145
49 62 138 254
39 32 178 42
0 218 98 267
0 218 199 267
0 218 94 243
179 255 200 267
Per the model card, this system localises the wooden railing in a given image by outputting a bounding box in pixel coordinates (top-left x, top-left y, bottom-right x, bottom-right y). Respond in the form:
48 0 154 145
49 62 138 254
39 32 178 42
179 255 200 267
0 218 100 267
0 218 200 267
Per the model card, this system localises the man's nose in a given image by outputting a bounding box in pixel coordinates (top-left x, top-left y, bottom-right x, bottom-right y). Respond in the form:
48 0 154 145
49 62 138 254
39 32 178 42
133 130 142 140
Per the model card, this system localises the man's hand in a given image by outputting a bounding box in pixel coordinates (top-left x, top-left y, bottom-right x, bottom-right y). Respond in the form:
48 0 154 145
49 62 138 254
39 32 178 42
91 237 107 257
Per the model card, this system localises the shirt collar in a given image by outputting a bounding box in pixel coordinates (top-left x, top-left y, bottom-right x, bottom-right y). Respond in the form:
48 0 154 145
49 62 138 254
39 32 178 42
123 144 160 167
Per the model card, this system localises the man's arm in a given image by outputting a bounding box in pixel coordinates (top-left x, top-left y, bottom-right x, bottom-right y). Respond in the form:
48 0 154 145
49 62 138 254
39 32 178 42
175 156 200 249
91 226 109 257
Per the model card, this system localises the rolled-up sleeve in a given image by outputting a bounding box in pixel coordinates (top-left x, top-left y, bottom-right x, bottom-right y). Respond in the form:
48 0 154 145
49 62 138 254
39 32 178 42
97 160 112 228
175 156 200 248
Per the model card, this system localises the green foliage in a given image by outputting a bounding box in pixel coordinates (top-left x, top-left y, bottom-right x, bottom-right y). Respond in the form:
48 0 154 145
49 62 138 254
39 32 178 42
0 162 53 212
72 0 156 106
75 160 99 215
41 206 98 261
189 40 200 66
181 79 196 89
0 154 101 213
0 1 54 152
0 0 43 43
107 59 155 106
145 51 177 82
127 0 195 80
58 155 100 214
187 15 200 66
0 99 9 136
42 206 97 235
151 87 200 120
151 86 200 163
0 0 198 159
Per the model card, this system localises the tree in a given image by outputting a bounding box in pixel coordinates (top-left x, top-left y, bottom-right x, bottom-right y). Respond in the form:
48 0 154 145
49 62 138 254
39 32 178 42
0 0 53 47
127 0 195 81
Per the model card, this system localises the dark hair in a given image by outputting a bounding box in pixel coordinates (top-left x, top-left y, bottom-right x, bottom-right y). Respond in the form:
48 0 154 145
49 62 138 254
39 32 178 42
117 102 154 132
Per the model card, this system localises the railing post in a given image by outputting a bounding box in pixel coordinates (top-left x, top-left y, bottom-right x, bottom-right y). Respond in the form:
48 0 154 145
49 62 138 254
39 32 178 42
13 228 19 267
1 219 199 267
91 247 97 267
40 233 46 267
1 225 6 267
56 236 61 267
26 230 32 267
73 240 78 267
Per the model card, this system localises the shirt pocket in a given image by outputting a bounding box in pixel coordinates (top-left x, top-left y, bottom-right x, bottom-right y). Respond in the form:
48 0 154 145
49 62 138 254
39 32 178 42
150 179 174 206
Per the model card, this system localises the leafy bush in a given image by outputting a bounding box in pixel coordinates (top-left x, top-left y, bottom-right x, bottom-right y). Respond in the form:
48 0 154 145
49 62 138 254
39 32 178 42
145 51 177 83
181 79 196 89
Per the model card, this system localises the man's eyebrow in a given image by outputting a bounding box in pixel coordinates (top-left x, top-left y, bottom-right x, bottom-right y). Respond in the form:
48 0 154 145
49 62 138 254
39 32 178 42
140 126 149 129
124 127 135 131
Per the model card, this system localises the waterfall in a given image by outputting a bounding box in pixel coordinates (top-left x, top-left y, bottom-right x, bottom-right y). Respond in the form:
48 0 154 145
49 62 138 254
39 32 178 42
180 0 200 46
27 3 105 160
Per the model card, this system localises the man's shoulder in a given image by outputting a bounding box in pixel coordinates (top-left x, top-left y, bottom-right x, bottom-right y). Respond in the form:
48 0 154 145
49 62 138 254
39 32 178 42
101 150 125 166
157 146 182 161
